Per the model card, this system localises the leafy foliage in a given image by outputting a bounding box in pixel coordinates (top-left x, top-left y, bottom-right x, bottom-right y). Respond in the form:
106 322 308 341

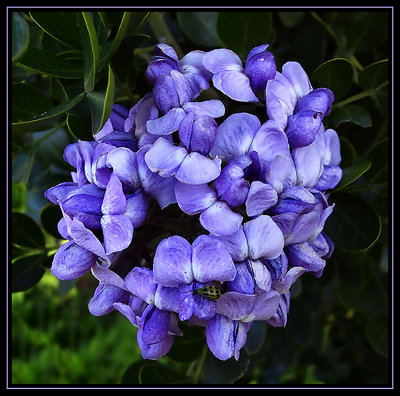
10 9 390 386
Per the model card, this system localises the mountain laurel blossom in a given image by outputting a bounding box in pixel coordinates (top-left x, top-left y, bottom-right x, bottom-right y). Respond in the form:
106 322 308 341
45 42 342 361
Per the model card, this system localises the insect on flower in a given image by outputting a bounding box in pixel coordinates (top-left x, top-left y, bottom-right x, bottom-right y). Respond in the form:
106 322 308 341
195 284 223 300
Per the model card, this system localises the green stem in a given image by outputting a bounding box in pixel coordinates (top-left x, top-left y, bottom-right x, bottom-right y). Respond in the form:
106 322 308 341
147 12 183 58
335 90 371 107
192 344 208 384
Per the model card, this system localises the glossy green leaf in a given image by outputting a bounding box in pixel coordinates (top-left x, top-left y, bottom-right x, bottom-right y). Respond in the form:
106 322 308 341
79 12 100 92
202 348 250 384
12 92 86 134
29 12 81 51
12 82 53 124
358 59 388 91
12 212 45 249
324 192 381 251
177 12 223 47
330 103 372 128
15 46 83 79
66 113 93 141
217 12 272 59
334 160 371 192
12 254 46 293
366 138 388 185
311 58 354 100
12 182 27 212
87 65 115 134
12 12 30 62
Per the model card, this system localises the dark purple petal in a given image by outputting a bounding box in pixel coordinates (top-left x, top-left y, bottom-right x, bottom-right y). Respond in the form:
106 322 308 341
285 242 326 273
262 252 288 281
244 45 276 93
153 235 193 287
193 292 217 320
226 261 255 294
137 328 175 360
175 152 221 185
296 88 334 116
61 194 103 229
153 74 180 114
200 201 243 236
192 235 236 283
285 110 323 148
314 165 343 191
175 182 217 215
101 214 134 255
141 305 171 345
51 240 97 280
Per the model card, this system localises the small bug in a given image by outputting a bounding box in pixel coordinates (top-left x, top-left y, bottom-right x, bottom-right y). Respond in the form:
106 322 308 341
194 284 222 300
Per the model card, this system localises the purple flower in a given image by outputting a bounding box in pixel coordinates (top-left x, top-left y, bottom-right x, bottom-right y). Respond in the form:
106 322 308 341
152 234 236 321
202 48 259 102
265 61 334 147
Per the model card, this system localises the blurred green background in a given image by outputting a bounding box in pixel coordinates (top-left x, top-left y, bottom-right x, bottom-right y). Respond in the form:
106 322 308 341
10 9 390 386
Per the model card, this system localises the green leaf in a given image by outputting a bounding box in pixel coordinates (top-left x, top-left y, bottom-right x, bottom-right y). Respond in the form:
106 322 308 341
12 182 27 212
177 12 223 48
12 82 53 124
87 65 115 134
324 192 381 251
278 11 304 28
330 104 372 128
29 12 81 51
66 113 93 141
358 59 388 91
40 204 62 239
334 159 371 192
12 12 30 62
15 46 83 79
79 12 100 92
12 212 45 249
12 149 34 184
365 138 388 185
311 58 354 100
217 12 272 59
202 348 250 384
12 254 46 292
12 92 86 134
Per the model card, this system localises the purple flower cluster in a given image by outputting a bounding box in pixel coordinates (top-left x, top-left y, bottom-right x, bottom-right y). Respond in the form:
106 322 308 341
45 43 342 361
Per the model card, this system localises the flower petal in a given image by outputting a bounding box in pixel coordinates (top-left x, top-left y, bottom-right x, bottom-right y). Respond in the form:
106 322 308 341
146 107 186 135
192 235 236 283
101 214 134 255
141 305 171 345
292 143 324 188
200 201 243 236
144 137 188 178
281 61 313 99
88 283 129 316
212 70 258 102
211 112 261 160
124 267 157 305
153 235 193 287
101 172 127 215
175 181 217 215
175 152 221 184
202 48 243 74
216 291 257 321
124 189 149 228
285 241 326 273
51 240 97 280
205 314 235 361
245 181 278 217
211 226 249 262
243 215 284 260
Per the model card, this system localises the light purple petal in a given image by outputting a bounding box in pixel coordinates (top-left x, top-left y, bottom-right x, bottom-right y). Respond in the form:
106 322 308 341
245 181 278 217
202 48 243 74
211 226 248 262
175 182 217 215
247 290 281 321
292 143 324 188
281 61 313 99
124 267 157 305
200 201 243 236
211 112 261 160
124 189 149 228
91 263 126 289
192 235 236 283
193 293 217 320
141 305 171 345
101 214 134 255
205 314 235 361
137 328 175 360
113 302 141 327
243 215 284 260
216 291 257 321
88 283 129 316
285 242 326 273
182 99 225 118
101 172 127 215
212 70 259 102
153 235 193 287
175 152 221 184
136 145 177 209
154 285 181 313
144 137 188 177
146 107 186 135
324 128 342 166
250 259 272 292
265 154 297 194
51 240 97 280
106 148 141 190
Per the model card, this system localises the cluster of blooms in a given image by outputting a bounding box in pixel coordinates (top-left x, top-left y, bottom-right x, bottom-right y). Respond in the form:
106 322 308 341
45 43 342 361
